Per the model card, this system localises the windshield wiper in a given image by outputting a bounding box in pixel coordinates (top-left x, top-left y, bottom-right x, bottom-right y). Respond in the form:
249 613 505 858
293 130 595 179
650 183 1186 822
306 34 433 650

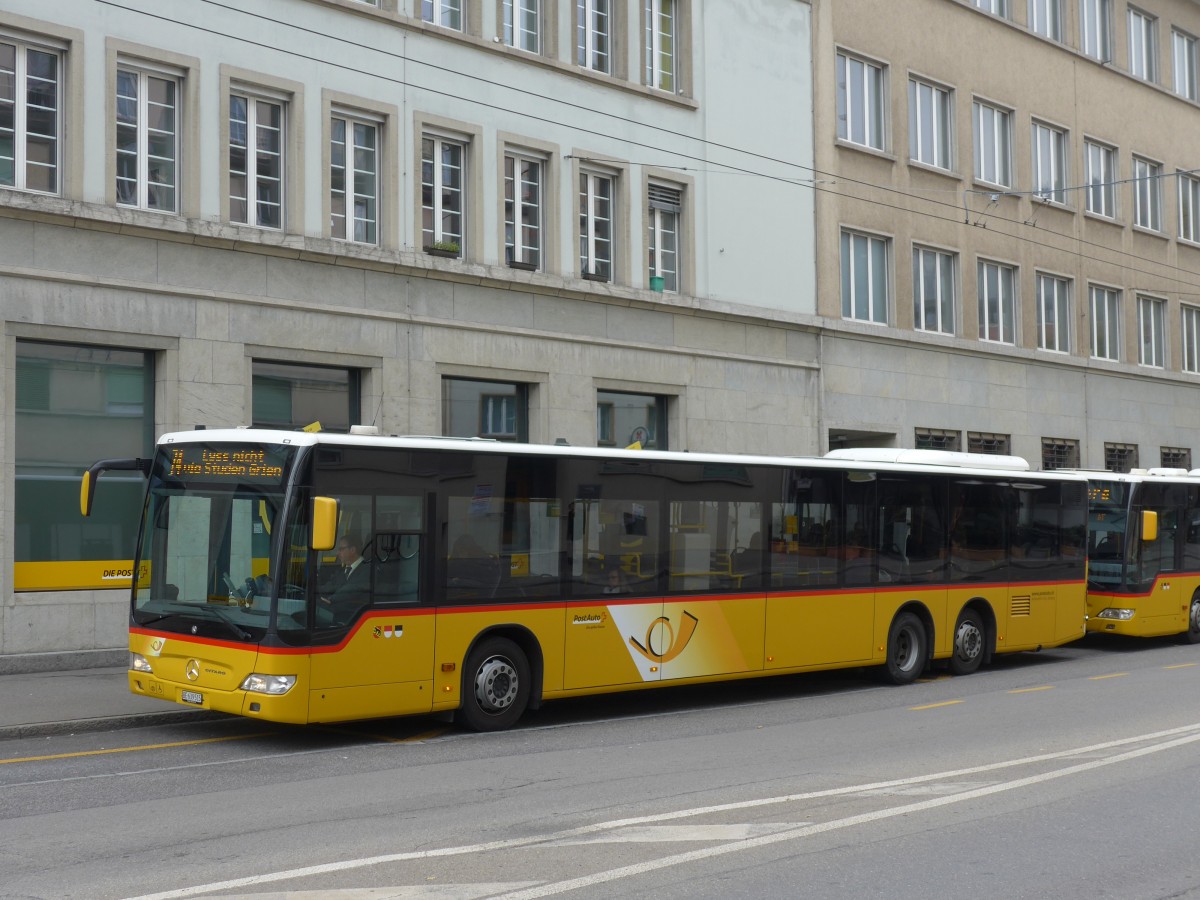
201 605 253 641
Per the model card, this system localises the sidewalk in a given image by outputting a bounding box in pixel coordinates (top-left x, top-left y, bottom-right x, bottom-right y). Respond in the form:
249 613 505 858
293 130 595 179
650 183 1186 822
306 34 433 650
0 666 216 739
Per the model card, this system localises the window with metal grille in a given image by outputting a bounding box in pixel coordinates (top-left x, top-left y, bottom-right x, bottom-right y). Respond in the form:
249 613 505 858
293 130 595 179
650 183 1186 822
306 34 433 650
968 432 1010 455
1104 442 1138 473
1041 437 1079 470
915 428 960 451
1161 447 1192 469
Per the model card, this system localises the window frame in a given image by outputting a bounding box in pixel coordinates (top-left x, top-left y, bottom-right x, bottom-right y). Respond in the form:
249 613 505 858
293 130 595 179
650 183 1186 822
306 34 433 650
577 0 612 74
0 32 63 195
227 88 286 230
329 108 381 246
579 168 614 281
912 244 956 335
977 259 1017 344
836 50 886 152
114 62 180 214
502 0 543 54
1132 155 1162 232
1090 284 1122 361
1031 120 1067 205
1137 294 1166 369
1182 303 1200 374
908 76 953 171
504 149 545 269
841 228 890 325
1036 272 1071 353
1174 28 1198 100
1127 6 1158 83
1179 171 1200 243
1080 0 1113 62
648 181 682 293
973 0 1009 17
1084 139 1118 218
422 131 466 256
973 99 1012 188
644 0 677 93
1028 0 1063 41
422 0 464 31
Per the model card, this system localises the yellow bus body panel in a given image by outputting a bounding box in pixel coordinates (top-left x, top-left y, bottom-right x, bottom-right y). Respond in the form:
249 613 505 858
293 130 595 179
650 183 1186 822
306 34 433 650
1087 575 1194 637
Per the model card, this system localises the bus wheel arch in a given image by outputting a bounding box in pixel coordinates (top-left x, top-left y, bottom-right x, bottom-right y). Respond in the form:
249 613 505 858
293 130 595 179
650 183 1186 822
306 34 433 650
1183 592 1200 645
456 628 542 731
882 605 931 685
949 602 992 676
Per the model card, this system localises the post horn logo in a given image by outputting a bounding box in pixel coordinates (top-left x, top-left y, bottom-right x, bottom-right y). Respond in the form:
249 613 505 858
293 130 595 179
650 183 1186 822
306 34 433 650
185 659 200 681
629 611 699 663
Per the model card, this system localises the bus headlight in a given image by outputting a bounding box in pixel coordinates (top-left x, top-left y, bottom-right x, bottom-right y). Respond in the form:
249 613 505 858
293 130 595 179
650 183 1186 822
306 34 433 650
240 673 297 695
130 653 153 673
1097 608 1135 620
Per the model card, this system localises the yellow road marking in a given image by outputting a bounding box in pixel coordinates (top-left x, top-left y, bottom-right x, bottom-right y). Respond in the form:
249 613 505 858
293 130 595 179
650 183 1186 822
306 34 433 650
1088 673 1129 680
1164 663 1198 670
909 700 964 711
1009 686 1054 694
0 731 273 765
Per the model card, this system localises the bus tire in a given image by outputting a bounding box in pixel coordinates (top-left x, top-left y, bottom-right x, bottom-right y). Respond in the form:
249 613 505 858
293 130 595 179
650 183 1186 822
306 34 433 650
948 608 986 676
457 637 531 731
883 612 927 685
1184 594 1200 645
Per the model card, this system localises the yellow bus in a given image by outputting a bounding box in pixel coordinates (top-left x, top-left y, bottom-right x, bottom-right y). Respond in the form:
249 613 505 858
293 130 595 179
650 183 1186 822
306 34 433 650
1085 469 1200 642
82 432 1089 730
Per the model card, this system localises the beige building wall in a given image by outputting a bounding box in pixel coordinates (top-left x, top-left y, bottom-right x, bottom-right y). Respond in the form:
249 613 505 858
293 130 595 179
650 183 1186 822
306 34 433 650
812 0 1200 464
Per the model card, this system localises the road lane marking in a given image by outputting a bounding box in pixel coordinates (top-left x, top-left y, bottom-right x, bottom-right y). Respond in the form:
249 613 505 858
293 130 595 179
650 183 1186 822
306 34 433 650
1088 673 1129 680
550 824 809 844
1164 663 1198 669
123 721 1200 900
0 732 273 765
909 700 964 710
1008 686 1054 693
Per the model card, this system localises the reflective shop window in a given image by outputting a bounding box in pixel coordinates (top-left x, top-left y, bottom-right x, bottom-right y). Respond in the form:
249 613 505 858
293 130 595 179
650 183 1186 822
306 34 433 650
252 361 360 433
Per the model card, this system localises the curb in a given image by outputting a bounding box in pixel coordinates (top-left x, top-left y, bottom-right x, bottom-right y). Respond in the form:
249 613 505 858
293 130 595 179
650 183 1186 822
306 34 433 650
0 709 226 741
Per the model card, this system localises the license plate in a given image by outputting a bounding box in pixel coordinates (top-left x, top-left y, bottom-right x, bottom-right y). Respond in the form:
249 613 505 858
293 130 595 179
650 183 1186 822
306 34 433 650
181 690 204 705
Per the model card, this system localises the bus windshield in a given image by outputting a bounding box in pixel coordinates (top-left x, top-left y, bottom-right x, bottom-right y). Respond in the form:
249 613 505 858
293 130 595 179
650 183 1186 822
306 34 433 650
1087 479 1130 589
132 441 300 643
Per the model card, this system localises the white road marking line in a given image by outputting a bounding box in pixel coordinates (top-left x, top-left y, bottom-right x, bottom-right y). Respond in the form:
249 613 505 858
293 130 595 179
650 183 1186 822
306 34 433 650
124 722 1200 900
548 823 809 844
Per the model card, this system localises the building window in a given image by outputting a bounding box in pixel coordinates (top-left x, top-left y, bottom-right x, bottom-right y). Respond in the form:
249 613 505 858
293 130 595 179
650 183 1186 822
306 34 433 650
1174 29 1198 100
1029 0 1063 41
503 0 541 53
648 183 681 292
1036 273 1071 353
15 342 153 590
1080 0 1112 61
968 431 1011 454
908 79 952 170
423 0 463 30
978 260 1016 344
504 152 542 269
1104 442 1138 473
580 171 613 281
973 0 1009 16
645 0 676 92
597 390 667 449
443 377 529 441
115 68 177 212
1183 304 1200 373
330 114 378 245
1162 447 1192 469
1132 156 1161 231
578 0 611 73
230 93 283 229
973 101 1011 187
915 428 960 451
1179 172 1200 242
836 52 885 151
422 135 464 255
252 361 360 432
1090 285 1121 361
1031 122 1067 204
1128 8 1158 82
912 245 955 334
0 38 60 194
1084 140 1116 217
841 230 889 324
1041 437 1079 470
1138 295 1166 368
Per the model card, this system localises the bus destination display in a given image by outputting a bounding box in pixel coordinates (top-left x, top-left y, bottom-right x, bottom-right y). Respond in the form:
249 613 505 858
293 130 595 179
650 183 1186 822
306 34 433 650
166 445 288 484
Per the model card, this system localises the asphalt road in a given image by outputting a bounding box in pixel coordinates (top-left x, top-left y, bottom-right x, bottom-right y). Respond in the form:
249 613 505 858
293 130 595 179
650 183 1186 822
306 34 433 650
3 634 1200 899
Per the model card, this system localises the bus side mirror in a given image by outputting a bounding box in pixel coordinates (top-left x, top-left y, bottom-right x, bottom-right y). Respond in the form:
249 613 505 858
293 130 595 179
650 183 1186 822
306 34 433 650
311 496 339 551
80 457 151 517
1142 510 1159 543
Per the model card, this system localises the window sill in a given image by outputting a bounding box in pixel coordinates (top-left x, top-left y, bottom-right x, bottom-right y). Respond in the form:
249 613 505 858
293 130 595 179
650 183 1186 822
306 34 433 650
507 260 538 272
582 271 610 282
833 139 896 163
424 245 460 259
907 160 960 180
1131 224 1168 241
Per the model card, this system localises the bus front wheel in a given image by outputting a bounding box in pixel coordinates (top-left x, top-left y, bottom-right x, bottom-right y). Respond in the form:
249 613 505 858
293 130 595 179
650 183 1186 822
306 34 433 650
884 612 927 685
949 608 986 676
1184 594 1200 645
457 637 531 731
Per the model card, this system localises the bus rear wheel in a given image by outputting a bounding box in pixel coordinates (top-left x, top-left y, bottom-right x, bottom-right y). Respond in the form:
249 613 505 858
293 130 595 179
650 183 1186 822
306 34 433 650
883 612 927 685
1184 595 1200 645
457 637 531 731
949 608 986 676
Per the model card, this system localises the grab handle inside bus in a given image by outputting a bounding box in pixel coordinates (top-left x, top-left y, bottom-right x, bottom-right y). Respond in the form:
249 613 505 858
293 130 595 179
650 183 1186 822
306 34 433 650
1142 509 1158 542
311 496 339 551
80 457 152 517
